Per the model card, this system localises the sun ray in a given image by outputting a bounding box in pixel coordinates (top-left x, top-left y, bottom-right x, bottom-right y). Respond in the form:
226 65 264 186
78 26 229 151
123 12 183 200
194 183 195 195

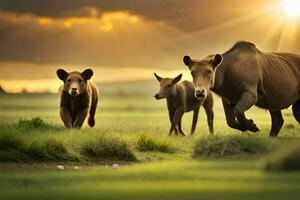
178 5 278 41
263 13 285 48
277 18 300 51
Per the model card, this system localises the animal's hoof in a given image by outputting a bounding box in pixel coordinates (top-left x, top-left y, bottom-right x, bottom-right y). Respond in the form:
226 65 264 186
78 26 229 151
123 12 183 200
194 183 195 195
88 117 95 127
240 126 248 132
248 126 259 132
248 123 259 132
245 119 259 132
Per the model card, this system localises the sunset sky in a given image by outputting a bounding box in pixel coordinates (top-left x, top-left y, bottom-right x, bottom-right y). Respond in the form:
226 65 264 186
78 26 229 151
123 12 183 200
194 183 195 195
0 0 299 92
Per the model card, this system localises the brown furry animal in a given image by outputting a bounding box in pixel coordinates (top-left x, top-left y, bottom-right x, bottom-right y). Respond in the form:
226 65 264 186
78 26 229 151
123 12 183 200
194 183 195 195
56 69 99 128
154 73 214 136
183 41 300 136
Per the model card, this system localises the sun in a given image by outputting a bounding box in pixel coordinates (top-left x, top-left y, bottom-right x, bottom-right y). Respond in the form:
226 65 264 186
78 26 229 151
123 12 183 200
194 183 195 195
281 0 300 17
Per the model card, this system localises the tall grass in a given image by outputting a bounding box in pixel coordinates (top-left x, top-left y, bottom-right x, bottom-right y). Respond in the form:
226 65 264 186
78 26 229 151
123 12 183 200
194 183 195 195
0 116 298 163
26 139 79 162
193 135 280 158
80 135 136 161
136 134 175 153
0 132 78 162
0 118 136 162
17 117 63 131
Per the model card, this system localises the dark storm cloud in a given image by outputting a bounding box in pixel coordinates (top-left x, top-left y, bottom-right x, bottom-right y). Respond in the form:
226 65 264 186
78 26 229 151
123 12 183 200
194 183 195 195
0 0 275 31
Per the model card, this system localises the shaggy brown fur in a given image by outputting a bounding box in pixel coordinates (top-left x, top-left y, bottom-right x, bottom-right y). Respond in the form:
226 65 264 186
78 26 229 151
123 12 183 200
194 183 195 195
154 73 214 136
57 69 99 128
184 41 300 136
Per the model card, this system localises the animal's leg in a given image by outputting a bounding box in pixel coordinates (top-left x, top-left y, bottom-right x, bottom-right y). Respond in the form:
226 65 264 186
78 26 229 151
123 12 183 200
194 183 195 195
222 99 245 131
269 110 284 137
234 92 259 132
169 107 184 136
168 109 177 135
73 108 89 128
203 94 214 134
169 125 179 135
174 127 179 135
60 106 72 128
177 117 185 136
191 109 199 135
88 100 98 127
292 99 300 123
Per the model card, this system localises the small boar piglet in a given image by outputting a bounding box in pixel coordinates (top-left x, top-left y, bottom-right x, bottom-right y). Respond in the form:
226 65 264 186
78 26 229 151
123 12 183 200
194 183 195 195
154 73 214 135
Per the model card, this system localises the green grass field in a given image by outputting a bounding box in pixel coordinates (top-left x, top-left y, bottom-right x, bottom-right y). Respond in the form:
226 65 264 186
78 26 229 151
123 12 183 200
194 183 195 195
0 82 300 200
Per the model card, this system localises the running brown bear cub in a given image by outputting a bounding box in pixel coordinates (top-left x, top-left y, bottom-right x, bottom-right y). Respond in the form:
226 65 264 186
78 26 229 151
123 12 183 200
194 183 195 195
154 73 214 136
57 69 99 128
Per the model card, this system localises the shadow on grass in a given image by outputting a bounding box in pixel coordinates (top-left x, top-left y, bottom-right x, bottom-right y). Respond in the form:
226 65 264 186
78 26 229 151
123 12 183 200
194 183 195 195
265 142 300 171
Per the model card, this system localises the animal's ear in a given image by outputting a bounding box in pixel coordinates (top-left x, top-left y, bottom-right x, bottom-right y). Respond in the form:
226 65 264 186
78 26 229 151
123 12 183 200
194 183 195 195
183 55 192 69
172 74 182 84
82 69 94 80
211 54 223 69
154 73 162 82
56 69 68 81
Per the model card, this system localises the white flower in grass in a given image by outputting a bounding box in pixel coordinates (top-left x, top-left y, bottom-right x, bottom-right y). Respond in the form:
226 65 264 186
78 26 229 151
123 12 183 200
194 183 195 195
56 165 65 170
112 163 120 169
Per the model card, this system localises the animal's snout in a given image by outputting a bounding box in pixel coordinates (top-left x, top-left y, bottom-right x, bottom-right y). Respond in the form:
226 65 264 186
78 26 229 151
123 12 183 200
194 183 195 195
70 87 79 96
154 93 165 100
195 88 206 98
154 93 160 100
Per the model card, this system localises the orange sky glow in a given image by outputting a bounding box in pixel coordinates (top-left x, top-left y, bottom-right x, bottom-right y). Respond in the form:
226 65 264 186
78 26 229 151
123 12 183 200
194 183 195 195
0 0 299 93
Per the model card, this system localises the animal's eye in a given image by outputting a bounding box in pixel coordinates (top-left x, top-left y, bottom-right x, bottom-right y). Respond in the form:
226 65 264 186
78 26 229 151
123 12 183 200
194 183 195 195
206 71 213 76
67 79 71 83
167 84 171 88
79 79 83 83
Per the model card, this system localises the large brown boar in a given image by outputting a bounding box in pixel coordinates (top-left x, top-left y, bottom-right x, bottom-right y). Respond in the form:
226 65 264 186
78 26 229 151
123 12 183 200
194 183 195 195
183 41 300 136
